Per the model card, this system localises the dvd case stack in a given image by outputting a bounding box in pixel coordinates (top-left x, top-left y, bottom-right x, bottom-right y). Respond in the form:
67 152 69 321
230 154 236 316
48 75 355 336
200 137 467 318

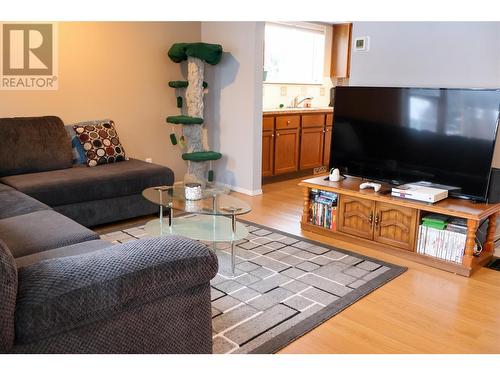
309 189 338 230
416 215 467 263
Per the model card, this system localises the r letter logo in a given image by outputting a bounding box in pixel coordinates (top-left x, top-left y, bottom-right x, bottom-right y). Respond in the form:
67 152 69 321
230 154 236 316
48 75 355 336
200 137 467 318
0 23 58 90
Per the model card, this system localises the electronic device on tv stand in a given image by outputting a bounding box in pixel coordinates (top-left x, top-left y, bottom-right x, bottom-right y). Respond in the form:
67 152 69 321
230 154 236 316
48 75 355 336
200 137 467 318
359 182 382 192
329 86 500 202
391 183 449 203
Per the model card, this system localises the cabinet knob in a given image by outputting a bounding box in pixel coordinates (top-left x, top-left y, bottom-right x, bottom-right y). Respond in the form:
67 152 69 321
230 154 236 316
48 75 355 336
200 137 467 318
271 133 275 137
374 215 380 227
276 132 280 136
286 120 290 124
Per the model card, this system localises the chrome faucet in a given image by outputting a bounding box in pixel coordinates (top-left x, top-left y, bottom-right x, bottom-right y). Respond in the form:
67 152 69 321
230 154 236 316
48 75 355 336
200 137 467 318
292 96 313 108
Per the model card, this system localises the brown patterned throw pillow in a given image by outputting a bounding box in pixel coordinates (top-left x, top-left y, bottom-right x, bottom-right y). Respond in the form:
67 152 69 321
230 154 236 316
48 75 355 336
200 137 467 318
73 119 126 167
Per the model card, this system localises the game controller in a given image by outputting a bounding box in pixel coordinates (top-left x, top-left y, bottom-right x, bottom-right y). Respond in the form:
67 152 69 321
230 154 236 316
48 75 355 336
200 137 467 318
359 182 382 192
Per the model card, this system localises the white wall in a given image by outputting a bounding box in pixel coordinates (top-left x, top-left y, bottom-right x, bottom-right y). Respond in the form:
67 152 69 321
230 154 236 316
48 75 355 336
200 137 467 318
201 22 264 195
349 21 500 168
350 22 500 88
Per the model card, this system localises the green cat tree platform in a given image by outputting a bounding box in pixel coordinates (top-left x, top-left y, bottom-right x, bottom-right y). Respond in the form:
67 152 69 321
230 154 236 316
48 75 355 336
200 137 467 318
168 80 208 89
166 115 204 125
182 151 222 162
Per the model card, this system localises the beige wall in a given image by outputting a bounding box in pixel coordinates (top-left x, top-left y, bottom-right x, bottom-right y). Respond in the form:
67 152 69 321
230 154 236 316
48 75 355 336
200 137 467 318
0 22 201 179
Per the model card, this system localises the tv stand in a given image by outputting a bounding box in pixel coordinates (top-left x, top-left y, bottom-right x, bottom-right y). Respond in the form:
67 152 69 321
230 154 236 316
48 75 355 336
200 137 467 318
299 176 500 277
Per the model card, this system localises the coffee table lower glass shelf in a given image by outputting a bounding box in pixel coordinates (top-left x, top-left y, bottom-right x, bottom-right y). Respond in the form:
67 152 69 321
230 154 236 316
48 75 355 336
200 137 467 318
144 214 249 274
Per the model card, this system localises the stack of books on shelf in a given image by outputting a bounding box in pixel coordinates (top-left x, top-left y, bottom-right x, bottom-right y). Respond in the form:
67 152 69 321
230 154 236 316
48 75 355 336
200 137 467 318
309 189 338 230
416 214 467 263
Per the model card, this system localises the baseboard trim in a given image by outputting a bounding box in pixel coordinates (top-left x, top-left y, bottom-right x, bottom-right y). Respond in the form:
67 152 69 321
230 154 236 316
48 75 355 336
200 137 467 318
222 183 263 196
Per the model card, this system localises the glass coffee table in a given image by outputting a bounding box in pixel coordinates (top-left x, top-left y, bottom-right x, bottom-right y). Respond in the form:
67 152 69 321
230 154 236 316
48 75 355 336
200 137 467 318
142 182 251 274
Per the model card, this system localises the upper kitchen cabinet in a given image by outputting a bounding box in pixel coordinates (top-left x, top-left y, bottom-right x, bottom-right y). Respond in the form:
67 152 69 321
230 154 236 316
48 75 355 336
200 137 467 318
330 23 352 78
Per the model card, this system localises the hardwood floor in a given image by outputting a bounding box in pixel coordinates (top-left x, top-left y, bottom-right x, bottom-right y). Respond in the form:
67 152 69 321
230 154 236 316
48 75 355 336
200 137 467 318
95 177 500 353
231 177 500 354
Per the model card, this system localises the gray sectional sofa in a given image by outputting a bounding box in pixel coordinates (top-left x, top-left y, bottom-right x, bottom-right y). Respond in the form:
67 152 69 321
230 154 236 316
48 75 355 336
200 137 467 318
0 116 218 353
0 116 173 227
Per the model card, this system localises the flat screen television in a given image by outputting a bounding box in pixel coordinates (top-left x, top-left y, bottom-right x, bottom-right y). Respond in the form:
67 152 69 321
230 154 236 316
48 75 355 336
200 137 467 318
330 86 500 202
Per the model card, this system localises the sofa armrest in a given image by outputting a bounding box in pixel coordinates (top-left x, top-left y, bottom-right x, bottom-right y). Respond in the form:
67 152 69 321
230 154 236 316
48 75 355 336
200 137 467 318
15 236 218 344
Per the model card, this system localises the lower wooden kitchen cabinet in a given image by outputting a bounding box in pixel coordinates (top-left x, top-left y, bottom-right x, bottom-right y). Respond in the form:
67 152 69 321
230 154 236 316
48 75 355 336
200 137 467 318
323 126 333 166
274 128 300 175
262 110 333 177
262 129 274 177
300 127 324 169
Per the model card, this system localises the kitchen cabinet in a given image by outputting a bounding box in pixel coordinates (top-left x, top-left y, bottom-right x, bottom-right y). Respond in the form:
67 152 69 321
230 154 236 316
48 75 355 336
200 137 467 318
274 128 300 175
300 127 324 169
331 23 352 78
323 126 333 166
301 114 325 128
300 113 326 170
262 129 274 177
262 110 333 178
263 116 274 131
276 115 300 130
326 113 333 126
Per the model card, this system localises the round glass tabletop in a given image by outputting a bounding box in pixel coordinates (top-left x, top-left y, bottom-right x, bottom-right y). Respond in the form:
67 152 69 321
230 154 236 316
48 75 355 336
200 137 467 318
144 215 249 242
142 182 251 216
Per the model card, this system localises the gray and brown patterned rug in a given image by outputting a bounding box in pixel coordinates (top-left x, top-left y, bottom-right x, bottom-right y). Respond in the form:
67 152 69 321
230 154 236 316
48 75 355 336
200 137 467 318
100 217 406 354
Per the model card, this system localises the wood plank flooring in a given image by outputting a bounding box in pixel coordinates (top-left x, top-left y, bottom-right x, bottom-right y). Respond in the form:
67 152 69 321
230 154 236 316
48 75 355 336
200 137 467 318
232 178 500 354
94 177 500 353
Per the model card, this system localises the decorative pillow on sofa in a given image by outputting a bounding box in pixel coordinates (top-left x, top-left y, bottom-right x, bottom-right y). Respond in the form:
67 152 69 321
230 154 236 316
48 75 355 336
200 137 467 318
73 119 127 167
64 125 86 165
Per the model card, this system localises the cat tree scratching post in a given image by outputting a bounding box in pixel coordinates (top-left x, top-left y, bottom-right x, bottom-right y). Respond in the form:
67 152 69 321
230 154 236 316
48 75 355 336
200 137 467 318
166 43 223 185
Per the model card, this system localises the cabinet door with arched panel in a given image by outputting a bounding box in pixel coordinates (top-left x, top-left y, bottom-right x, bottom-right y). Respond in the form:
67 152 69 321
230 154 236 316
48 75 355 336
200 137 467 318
374 202 417 251
338 196 375 240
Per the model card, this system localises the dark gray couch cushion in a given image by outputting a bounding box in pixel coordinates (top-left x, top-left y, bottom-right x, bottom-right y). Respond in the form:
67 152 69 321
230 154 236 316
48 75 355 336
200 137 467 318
11 283 212 354
0 210 99 258
15 236 217 345
0 116 73 177
0 189 50 220
0 183 13 192
54 194 158 227
0 159 174 207
0 240 17 353
15 240 111 269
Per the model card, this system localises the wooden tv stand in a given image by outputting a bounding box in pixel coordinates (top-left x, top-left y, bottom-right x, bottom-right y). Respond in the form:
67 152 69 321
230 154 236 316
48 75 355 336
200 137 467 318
299 176 500 277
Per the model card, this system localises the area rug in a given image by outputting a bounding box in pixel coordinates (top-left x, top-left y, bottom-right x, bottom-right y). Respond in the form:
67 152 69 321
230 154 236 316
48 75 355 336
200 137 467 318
100 217 406 354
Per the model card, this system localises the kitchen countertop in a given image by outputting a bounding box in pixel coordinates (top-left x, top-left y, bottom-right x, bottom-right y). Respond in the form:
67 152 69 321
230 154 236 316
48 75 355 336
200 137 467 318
263 107 333 115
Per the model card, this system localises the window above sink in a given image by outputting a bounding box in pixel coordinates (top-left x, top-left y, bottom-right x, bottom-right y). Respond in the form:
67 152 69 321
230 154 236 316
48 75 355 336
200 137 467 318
264 22 326 85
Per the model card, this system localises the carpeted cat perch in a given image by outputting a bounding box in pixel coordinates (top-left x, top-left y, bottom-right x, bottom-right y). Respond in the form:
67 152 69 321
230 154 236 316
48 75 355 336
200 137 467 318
166 42 223 185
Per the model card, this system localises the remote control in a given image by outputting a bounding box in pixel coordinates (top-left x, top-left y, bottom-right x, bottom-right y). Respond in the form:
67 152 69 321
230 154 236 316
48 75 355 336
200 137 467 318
359 182 382 192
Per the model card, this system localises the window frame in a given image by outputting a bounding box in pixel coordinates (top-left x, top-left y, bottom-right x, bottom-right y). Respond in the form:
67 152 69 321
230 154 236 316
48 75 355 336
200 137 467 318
263 22 327 85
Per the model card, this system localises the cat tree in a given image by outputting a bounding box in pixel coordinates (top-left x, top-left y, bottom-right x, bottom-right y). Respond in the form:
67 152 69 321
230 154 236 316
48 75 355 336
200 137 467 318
166 42 223 186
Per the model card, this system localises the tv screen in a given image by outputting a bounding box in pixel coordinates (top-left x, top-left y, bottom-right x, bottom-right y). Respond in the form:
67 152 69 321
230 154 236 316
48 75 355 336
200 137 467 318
330 86 500 201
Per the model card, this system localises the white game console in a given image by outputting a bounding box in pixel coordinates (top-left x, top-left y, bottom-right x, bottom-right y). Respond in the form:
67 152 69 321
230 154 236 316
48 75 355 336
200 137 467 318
391 183 448 203
359 182 382 192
